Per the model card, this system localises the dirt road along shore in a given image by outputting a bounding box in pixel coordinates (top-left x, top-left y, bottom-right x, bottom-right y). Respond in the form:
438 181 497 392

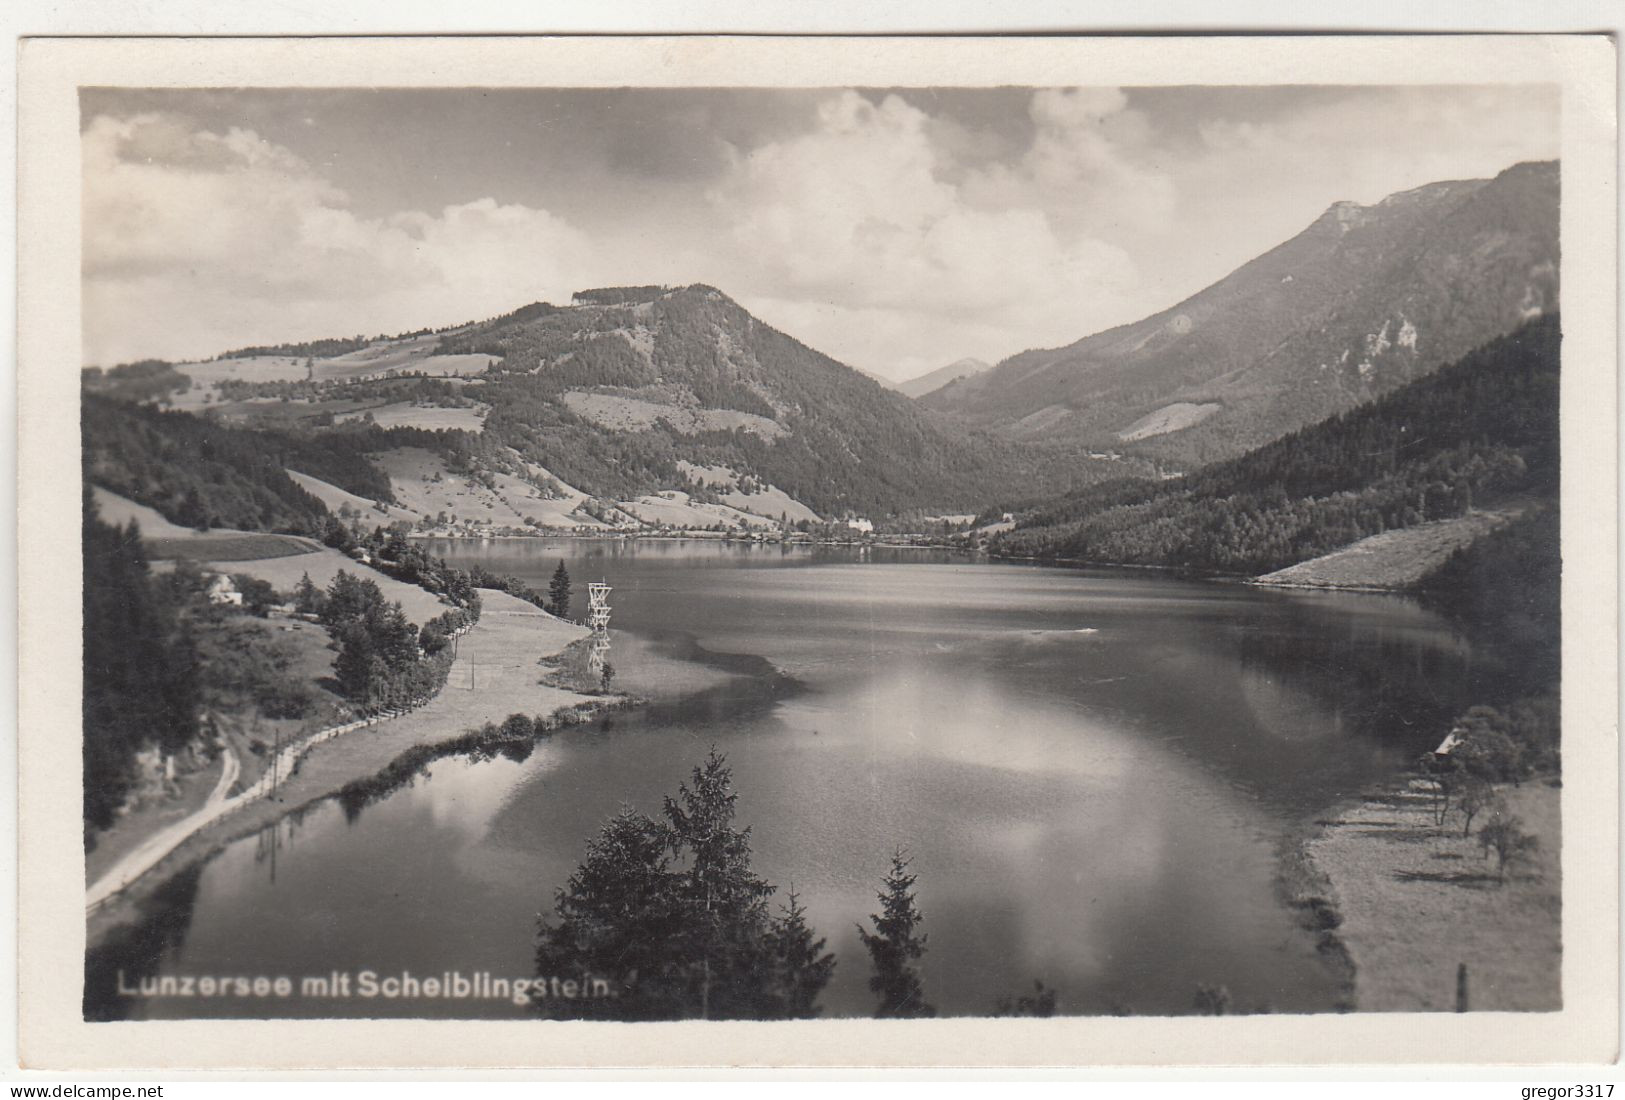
87 590 595 942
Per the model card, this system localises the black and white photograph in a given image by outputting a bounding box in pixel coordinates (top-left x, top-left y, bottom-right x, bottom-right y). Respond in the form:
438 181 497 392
13 32 1618 1070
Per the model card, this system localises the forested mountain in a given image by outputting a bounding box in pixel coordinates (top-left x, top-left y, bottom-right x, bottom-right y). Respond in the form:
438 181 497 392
992 316 1559 575
925 161 1558 469
96 156 1556 529
898 358 991 400
99 284 1151 528
428 284 1114 516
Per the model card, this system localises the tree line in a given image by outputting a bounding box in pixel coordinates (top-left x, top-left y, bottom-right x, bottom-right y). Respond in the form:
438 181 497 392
292 570 456 711
82 490 201 842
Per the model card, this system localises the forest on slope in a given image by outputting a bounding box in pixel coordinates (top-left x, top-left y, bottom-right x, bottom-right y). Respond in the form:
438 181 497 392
82 393 484 533
992 315 1559 577
436 284 1135 517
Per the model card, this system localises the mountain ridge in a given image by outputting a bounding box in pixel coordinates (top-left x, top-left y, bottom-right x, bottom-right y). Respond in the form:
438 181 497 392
116 283 1131 528
898 358 992 400
924 161 1558 469
991 314 1560 579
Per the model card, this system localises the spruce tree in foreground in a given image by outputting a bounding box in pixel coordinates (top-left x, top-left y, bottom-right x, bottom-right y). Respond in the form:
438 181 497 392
534 807 690 1019
766 889 837 1019
858 848 936 1018
534 750 835 1020
548 560 572 619
663 748 776 1018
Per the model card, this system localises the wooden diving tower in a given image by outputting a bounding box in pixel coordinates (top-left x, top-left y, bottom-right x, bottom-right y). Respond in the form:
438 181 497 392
587 581 612 633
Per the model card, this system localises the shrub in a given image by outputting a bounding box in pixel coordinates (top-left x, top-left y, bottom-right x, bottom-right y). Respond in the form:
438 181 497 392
1478 813 1539 883
500 713 536 740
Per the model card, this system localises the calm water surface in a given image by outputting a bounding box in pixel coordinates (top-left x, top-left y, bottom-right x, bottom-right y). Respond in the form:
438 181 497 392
91 541 1501 1019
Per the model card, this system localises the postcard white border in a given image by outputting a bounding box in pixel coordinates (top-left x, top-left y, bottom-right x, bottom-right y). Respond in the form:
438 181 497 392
16 34 1619 1069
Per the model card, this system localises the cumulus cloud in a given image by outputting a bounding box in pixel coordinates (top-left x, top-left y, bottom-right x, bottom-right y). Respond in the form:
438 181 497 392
82 87 1551 382
82 113 596 365
705 90 1158 375
962 88 1175 236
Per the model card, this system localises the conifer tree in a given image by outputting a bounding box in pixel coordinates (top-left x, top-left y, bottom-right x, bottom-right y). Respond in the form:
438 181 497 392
82 490 200 837
293 571 322 615
767 888 837 1018
535 751 834 1021
334 625 377 702
858 848 935 1018
549 560 572 619
534 808 689 1019
664 749 776 1018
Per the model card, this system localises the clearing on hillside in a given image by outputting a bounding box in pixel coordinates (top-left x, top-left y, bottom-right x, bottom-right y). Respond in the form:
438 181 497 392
335 402 488 432
560 390 785 440
147 534 320 562
374 447 605 529
315 336 497 381
285 470 420 525
1254 506 1528 590
168 356 308 410
675 461 820 523
91 486 199 539
1116 402 1225 442
619 490 777 530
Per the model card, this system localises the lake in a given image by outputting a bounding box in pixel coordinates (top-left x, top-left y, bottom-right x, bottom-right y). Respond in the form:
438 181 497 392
89 540 1503 1019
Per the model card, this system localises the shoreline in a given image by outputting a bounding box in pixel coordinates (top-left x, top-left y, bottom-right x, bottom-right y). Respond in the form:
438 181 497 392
1275 813 1360 1013
86 590 610 948
1293 773 1562 1012
411 529 978 553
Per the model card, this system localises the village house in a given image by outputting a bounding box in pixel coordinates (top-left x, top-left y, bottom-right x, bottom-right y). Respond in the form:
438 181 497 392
204 573 243 607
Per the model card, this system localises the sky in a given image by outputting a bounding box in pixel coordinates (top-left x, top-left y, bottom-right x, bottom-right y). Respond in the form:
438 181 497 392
80 85 1558 381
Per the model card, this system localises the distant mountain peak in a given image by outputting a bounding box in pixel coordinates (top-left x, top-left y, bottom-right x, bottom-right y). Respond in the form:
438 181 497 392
922 160 1558 467
899 357 994 399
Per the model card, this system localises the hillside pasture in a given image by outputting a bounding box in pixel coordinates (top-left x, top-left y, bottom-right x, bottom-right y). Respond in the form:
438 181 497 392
618 490 777 530
209 397 379 427
1117 402 1224 442
336 402 488 432
411 353 499 377
92 487 321 560
160 341 495 413
311 337 495 382
374 447 604 529
216 546 451 623
168 356 308 409
675 461 819 523
90 486 197 538
285 470 420 524
560 390 785 440
1254 506 1528 590
314 335 443 381
146 533 320 562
